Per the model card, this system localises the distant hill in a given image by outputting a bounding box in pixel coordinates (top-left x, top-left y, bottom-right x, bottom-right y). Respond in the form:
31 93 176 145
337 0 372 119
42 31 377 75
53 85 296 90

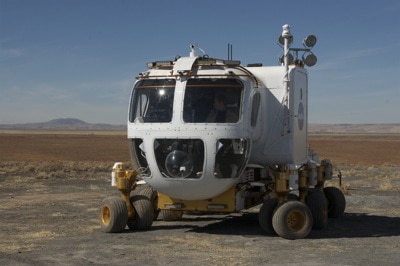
47 118 89 126
309 123 400 134
0 118 125 131
1 119 398 133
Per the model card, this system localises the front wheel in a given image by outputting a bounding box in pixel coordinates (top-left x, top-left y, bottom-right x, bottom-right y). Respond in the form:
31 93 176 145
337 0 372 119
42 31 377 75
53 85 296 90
272 200 312 240
127 195 155 230
131 185 159 220
100 196 128 233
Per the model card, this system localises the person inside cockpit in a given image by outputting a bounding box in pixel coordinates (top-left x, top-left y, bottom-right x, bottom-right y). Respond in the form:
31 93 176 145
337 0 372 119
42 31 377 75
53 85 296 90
206 94 238 123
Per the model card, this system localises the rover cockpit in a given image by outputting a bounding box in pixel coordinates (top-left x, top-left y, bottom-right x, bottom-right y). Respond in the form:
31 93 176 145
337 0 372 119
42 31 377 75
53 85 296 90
128 62 251 199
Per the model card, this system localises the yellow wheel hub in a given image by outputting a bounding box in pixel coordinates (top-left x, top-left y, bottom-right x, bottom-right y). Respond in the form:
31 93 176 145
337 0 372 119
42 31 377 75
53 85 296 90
286 210 306 231
101 206 111 225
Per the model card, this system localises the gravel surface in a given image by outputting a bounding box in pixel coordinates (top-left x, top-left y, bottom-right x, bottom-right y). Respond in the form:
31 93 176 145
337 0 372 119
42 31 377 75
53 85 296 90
1 165 399 266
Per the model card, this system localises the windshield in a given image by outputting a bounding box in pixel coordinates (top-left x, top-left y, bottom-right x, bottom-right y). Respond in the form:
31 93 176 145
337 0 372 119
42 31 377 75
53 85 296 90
130 79 176 123
183 78 243 123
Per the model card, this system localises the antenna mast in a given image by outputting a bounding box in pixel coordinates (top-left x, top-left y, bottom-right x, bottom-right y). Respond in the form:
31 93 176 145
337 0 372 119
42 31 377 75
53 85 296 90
227 43 233 60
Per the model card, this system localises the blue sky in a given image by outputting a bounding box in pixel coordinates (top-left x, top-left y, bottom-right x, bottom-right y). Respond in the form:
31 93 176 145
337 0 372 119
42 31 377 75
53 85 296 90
1 0 399 125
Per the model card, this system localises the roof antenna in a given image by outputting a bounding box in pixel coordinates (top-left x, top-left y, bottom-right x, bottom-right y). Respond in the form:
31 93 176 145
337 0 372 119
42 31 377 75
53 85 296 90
227 43 233 60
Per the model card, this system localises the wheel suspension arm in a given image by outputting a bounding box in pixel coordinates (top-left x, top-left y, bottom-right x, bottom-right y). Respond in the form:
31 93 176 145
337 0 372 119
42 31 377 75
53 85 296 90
112 163 139 220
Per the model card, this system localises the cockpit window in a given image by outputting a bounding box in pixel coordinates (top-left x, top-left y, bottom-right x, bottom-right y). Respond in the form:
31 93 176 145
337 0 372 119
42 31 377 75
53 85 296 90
183 78 243 123
130 79 175 123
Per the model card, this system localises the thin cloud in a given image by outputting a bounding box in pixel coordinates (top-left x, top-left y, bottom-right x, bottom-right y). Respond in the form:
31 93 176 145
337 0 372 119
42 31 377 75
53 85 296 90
0 48 24 59
317 46 387 71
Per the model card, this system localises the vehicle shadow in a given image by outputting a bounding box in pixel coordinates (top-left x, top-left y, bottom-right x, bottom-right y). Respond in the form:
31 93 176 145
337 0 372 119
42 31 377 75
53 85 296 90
179 212 400 239
308 212 400 239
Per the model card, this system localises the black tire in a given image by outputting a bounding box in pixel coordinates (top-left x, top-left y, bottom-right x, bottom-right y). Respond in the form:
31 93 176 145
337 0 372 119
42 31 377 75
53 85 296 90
272 200 312 240
161 210 183 221
258 198 278 235
100 196 128 233
288 193 298 200
131 184 157 201
131 184 159 220
306 188 328 229
324 186 346 218
128 195 155 230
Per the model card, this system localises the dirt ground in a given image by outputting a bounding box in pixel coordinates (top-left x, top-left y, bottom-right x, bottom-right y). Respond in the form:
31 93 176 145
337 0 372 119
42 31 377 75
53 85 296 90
0 132 399 265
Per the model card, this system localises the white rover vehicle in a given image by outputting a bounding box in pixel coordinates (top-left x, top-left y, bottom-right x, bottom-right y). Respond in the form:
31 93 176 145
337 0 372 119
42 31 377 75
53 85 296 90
100 25 345 239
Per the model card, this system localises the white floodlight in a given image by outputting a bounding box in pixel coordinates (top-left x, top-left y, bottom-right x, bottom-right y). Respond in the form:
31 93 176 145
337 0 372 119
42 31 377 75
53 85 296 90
303 53 317 66
303 35 317 48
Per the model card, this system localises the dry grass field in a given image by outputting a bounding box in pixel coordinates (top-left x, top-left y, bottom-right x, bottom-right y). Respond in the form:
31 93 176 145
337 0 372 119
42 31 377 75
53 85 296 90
308 133 400 166
1 131 399 164
0 131 399 265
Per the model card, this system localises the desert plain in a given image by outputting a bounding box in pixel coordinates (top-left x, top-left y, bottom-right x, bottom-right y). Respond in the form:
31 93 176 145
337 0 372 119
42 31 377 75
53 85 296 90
0 131 399 265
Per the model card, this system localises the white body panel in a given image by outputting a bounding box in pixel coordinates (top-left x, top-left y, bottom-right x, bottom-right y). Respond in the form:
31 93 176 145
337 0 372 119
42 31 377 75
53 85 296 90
248 66 308 165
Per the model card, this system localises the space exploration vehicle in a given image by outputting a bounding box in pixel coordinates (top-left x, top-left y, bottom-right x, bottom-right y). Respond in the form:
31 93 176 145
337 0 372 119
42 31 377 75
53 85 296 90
100 25 345 239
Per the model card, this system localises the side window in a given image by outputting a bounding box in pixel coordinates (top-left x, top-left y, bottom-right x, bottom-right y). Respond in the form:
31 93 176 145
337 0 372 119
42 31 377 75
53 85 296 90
251 92 260 127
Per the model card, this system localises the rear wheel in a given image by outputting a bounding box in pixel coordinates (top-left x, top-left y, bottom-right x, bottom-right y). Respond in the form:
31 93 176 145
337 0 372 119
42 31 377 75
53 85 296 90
306 188 328 229
258 198 278 235
100 196 128 233
324 186 346 218
272 200 312 240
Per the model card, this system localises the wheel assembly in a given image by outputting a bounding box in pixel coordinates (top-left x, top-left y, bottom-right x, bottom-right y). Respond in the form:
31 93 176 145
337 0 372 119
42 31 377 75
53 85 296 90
324 186 346 218
272 200 312 239
100 196 128 233
306 188 328 229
